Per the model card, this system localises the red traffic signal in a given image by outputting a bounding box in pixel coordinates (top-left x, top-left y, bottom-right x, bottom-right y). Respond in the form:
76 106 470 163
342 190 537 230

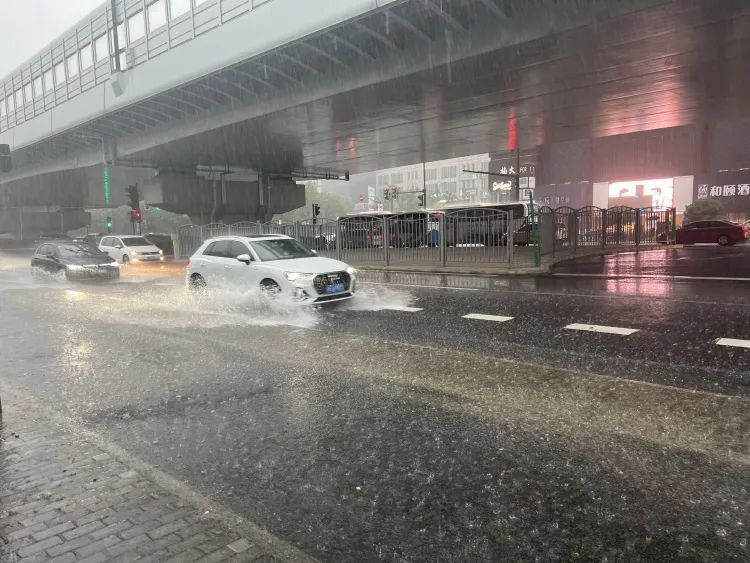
131 209 142 220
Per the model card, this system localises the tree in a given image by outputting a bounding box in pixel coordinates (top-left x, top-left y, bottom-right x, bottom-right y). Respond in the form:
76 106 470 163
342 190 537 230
684 199 726 224
88 204 192 234
274 181 353 222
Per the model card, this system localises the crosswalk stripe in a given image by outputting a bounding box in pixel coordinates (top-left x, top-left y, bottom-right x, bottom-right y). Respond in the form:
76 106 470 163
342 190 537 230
716 337 750 349
564 323 639 336
462 313 514 323
383 306 423 312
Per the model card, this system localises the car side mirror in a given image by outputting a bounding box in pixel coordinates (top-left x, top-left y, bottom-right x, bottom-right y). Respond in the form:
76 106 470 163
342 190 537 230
115 245 123 249
310 249 318 255
236 253 252 264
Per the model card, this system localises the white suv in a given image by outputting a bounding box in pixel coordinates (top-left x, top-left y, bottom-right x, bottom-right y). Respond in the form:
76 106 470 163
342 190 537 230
187 235 356 304
99 235 164 264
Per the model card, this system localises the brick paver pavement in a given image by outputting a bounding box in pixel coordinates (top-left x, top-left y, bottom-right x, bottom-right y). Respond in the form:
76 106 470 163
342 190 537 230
0 390 315 563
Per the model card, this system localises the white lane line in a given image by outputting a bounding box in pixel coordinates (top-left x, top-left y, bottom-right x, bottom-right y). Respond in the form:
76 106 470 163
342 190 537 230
462 313 514 323
153 282 180 287
382 306 424 312
564 323 639 336
716 337 750 349
553 273 750 282
360 282 480 291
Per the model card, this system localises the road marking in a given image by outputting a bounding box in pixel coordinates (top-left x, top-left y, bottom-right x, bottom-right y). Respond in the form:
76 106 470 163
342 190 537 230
553 273 750 282
383 306 424 312
462 313 514 323
564 323 639 336
716 338 750 349
360 281 480 291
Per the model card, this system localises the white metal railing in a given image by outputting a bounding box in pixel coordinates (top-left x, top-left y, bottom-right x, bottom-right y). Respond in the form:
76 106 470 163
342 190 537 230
0 0 275 134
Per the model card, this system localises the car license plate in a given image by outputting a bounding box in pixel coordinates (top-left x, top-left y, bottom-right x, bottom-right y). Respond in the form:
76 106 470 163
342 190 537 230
325 282 345 294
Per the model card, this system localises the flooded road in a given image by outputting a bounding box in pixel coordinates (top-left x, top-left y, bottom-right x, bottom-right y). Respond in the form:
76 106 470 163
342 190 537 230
0 250 748 561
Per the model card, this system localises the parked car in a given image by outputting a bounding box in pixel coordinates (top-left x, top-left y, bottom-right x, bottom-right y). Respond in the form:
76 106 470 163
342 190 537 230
340 214 390 249
76 233 104 249
144 233 174 257
31 241 120 280
99 235 164 263
186 235 356 304
675 220 748 246
35 233 72 245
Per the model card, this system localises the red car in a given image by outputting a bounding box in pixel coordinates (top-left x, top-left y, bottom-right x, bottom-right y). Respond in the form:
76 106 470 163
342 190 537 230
676 220 748 246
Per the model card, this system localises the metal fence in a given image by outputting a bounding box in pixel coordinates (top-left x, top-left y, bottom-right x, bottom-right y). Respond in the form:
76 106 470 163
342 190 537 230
174 206 676 269
538 206 676 256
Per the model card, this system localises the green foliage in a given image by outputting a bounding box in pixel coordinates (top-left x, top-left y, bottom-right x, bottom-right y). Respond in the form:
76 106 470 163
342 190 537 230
684 199 727 224
274 182 353 222
88 204 192 235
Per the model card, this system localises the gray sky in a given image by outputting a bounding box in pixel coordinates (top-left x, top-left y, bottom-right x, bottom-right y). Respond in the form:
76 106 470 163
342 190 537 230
0 0 105 77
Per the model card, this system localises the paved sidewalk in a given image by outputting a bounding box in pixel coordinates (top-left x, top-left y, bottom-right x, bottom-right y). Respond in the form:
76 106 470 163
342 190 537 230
0 391 314 563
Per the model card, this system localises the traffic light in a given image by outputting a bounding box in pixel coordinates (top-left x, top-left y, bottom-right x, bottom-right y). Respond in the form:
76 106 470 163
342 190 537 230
0 144 11 173
106 216 113 233
312 204 321 217
417 193 425 207
383 188 390 201
130 209 141 221
126 185 139 210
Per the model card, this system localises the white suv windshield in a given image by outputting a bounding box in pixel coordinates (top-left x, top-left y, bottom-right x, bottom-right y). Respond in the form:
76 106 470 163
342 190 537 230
250 239 314 261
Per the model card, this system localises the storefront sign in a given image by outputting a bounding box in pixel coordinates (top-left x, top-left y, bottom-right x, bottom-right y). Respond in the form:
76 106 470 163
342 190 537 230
492 180 513 191
488 152 537 198
534 182 593 209
694 169 750 213
697 183 750 199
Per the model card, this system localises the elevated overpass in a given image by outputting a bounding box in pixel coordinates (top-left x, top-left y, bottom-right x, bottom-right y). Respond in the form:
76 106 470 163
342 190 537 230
3 0 750 237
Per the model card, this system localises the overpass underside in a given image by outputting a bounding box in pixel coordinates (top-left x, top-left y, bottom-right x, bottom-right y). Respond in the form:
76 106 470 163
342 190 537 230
3 0 750 235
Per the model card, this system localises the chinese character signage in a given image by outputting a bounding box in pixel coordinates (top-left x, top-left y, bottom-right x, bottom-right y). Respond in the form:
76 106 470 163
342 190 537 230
695 170 750 212
488 152 537 201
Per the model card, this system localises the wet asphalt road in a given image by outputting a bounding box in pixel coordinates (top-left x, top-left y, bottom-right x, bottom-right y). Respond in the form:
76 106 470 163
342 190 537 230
552 244 750 279
0 248 748 561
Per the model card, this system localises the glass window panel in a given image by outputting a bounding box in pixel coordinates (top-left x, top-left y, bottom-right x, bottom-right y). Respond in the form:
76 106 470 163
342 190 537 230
43 69 54 91
33 76 43 98
148 0 167 32
54 62 66 85
80 44 93 69
23 83 32 103
169 0 191 18
66 53 79 78
128 11 145 42
95 34 108 62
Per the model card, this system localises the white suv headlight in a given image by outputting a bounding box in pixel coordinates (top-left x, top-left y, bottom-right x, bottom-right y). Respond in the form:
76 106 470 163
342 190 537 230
284 272 316 282
346 267 357 276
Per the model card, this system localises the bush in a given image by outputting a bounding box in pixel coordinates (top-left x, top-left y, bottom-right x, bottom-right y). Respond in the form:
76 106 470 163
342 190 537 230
684 199 726 224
